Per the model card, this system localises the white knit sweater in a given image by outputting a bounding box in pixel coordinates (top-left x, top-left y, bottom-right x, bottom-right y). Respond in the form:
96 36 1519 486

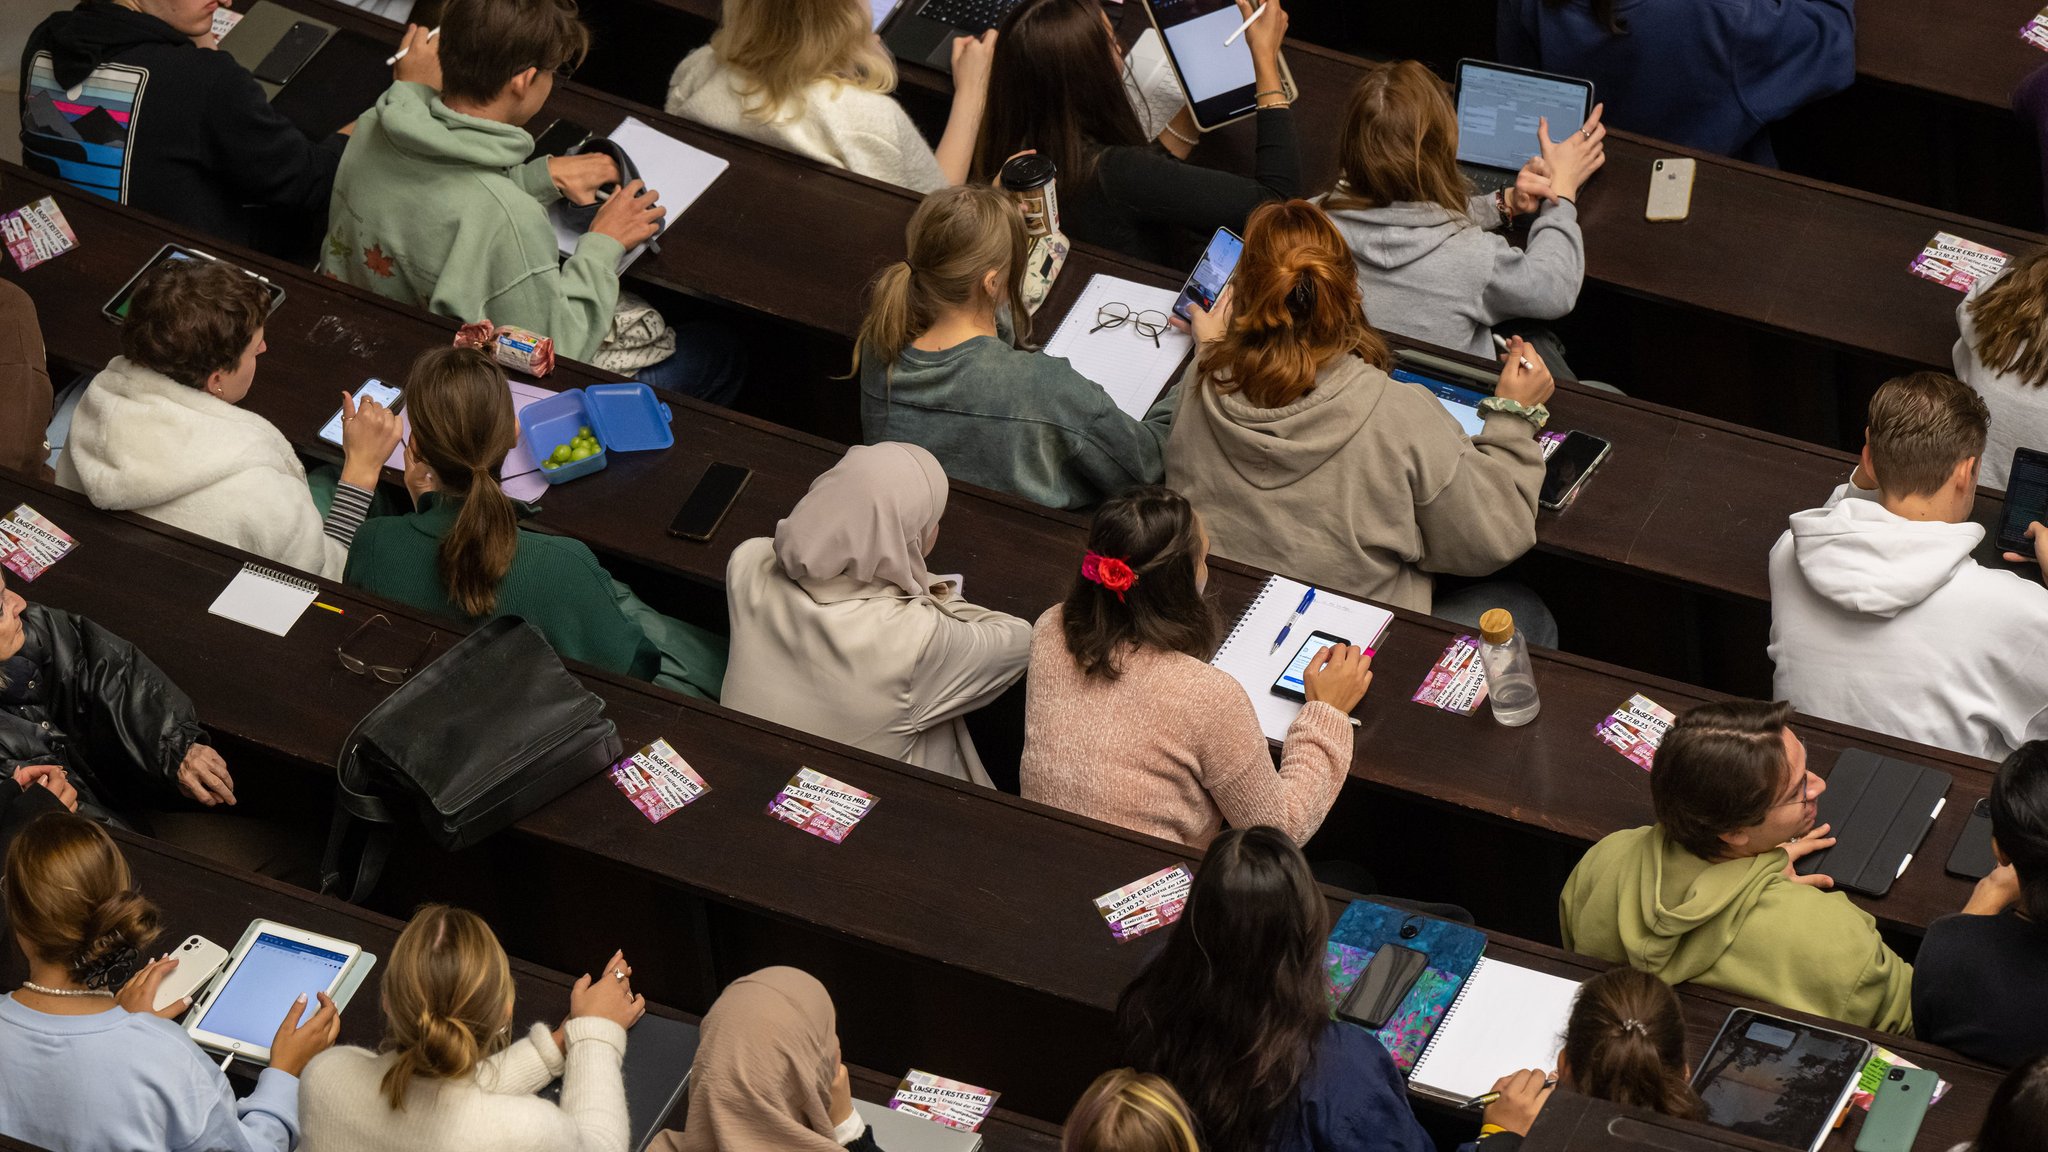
296 1020 629 1152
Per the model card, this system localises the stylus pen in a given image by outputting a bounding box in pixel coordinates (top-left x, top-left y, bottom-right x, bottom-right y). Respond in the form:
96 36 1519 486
1222 2 1267 46
1463 1078 1556 1110
384 26 439 67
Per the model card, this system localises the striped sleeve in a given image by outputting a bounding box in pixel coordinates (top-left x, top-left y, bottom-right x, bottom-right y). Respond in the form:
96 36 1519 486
322 483 374 548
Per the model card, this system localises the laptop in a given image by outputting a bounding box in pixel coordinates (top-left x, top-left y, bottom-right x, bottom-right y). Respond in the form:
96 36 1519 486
880 0 1024 72
1453 59 1594 197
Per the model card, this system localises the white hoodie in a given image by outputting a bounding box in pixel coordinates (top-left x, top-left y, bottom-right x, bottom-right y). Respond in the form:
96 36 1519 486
1768 481 2048 762
54 357 348 579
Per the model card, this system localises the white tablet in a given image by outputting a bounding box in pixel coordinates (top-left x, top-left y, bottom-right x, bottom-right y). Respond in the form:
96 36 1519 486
185 920 360 1064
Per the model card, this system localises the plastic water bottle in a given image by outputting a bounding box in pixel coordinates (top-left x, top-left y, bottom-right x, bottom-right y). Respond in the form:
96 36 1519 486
1478 609 1542 727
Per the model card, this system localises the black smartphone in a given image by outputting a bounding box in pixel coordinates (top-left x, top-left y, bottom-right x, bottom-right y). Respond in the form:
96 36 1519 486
529 118 594 161
668 463 752 542
1338 944 1429 1030
1945 797 1998 879
1271 631 1348 703
1996 446 2048 554
1540 430 1612 510
252 21 328 85
1172 227 1243 323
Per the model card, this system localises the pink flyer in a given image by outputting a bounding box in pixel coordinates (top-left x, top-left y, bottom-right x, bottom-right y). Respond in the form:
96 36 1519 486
1910 231 2009 292
0 505 75 582
1093 864 1193 942
1412 634 1489 716
609 738 708 823
889 1070 1000 1131
768 767 876 843
0 197 78 271
1596 694 1676 771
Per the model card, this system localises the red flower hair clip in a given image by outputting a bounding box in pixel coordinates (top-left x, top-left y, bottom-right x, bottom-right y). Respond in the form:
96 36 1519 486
1081 551 1139 600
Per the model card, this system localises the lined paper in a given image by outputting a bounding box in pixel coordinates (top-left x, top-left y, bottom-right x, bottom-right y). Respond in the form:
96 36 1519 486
1043 275 1195 420
1210 575 1394 742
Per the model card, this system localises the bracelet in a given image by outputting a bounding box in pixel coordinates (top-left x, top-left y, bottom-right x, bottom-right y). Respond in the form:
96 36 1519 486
1254 89 1288 100
1477 395 1550 431
1163 121 1199 147
1494 187 1516 228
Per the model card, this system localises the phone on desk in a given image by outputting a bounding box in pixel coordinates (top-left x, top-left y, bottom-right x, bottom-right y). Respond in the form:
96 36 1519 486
1338 944 1428 1030
1945 797 1998 879
317 379 402 448
669 463 752 542
1854 1066 1939 1152
1271 631 1347 702
1646 158 1696 222
1172 228 1243 323
154 935 231 1014
1540 430 1611 510
252 20 328 85
1996 446 2048 554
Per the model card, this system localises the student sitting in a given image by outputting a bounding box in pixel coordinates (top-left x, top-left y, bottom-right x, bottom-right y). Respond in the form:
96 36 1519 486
1559 700 1914 1032
1165 200 1558 644
322 1 741 403
1496 0 1854 167
345 347 726 699
857 185 1176 511
1953 248 2048 490
1118 827 1432 1152
20 0 352 258
974 0 1301 266
1913 741 2048 1068
1768 372 2048 762
1321 60 1603 369
56 258 401 581
0 281 53 480
667 0 991 191
1021 487 1367 848
298 904 641 1152
1964 1054 2048 1152
724 442 1029 787
0 812 338 1152
1061 1070 1202 1152
648 967 881 1152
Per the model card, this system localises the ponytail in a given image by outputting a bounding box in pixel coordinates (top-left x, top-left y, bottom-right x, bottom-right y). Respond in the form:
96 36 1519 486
401 347 520 617
439 468 518 617
851 185 1030 378
852 260 921 375
1561 968 1702 1121
377 905 517 1111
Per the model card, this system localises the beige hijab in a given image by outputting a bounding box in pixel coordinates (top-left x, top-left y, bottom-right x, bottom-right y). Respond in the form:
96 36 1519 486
773 442 948 600
664 967 845 1152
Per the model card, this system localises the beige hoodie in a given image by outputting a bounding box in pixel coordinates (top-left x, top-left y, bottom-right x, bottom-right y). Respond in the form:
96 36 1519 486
1164 354 1543 613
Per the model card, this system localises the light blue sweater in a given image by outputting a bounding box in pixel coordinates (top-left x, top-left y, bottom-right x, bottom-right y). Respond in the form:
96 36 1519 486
0 995 300 1152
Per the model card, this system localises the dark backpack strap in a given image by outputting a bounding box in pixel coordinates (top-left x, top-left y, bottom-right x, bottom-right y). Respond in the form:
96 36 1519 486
319 733 402 903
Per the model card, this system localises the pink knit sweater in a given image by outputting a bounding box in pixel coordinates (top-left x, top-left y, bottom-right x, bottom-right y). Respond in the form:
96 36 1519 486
1019 607 1353 848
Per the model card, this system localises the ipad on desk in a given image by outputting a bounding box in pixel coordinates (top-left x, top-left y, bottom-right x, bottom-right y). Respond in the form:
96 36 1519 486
541 1012 699 1152
1792 749 1950 897
1690 1010 1870 1152
185 920 368 1065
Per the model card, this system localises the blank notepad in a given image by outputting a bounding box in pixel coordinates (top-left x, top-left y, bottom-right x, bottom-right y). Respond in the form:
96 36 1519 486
552 117 730 272
1210 576 1394 742
1408 957 1582 1103
1042 275 1196 420
207 564 319 637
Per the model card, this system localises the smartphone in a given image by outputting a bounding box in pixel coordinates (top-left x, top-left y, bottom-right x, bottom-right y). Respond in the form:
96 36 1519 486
1646 158 1696 222
251 20 328 85
1540 430 1612 509
669 463 752 542
1271 631 1348 702
154 935 231 1014
1139 0 1296 131
318 379 402 448
103 244 284 324
1172 228 1244 323
1996 446 2048 554
1338 945 1429 1030
1945 797 1998 879
1854 1066 1939 1152
529 118 594 162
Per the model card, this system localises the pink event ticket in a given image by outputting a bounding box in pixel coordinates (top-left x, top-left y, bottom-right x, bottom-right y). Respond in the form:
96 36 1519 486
0 505 75 582
609 738 708 823
1910 231 2010 293
0 197 77 272
1412 634 1489 716
889 1070 1000 1131
768 767 877 843
1596 694 1676 771
1094 864 1193 942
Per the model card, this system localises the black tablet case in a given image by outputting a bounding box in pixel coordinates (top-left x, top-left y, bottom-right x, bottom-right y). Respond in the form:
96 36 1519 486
1794 749 1950 896
542 1011 698 1151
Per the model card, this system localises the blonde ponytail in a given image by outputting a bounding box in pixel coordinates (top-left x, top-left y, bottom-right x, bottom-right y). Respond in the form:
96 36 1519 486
378 905 516 1111
851 185 1031 377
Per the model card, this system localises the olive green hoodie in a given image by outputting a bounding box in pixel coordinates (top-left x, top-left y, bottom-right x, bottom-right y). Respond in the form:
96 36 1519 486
1559 825 1914 1033
320 81 621 361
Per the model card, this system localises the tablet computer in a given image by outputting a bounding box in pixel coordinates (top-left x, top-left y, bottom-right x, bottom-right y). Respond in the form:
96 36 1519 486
1139 0 1296 131
103 243 285 324
186 920 360 1064
1690 1009 1871 1152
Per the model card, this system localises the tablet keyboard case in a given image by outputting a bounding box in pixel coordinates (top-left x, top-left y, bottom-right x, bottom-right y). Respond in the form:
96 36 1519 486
1794 749 1950 896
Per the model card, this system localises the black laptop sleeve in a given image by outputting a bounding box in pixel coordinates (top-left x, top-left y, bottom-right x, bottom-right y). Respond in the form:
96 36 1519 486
1793 749 1951 896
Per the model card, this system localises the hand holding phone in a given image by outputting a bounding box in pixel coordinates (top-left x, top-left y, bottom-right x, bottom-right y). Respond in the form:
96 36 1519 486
1173 228 1244 324
152 935 231 1014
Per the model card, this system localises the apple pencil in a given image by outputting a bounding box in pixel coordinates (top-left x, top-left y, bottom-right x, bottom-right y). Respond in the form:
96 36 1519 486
1222 3 1267 46
385 26 439 68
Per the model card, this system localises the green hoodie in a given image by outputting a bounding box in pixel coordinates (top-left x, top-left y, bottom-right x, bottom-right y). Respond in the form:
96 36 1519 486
320 81 621 361
1559 826 1914 1033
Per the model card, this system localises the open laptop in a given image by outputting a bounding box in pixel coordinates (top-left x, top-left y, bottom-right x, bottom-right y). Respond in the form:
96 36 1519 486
1453 59 1593 197
880 0 1024 72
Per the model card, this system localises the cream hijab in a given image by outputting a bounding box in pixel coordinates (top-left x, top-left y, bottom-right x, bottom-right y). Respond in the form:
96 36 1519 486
667 967 846 1152
773 442 948 600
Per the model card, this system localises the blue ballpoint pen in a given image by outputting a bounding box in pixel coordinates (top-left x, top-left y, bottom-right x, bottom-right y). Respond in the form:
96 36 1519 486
1269 588 1317 653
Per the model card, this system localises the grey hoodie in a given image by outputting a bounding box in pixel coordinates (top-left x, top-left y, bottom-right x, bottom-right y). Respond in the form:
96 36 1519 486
1320 193 1583 359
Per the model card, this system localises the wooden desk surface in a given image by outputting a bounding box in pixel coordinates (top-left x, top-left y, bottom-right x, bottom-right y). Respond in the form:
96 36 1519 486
1857 0 2044 113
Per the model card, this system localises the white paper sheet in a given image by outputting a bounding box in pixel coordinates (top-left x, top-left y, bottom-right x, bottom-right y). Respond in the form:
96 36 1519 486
1209 575 1394 742
552 117 730 272
207 565 317 637
1041 275 1194 421
1409 958 1581 1101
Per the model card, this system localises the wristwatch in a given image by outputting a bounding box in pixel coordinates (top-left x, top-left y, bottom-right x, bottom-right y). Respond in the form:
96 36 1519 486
1477 395 1550 431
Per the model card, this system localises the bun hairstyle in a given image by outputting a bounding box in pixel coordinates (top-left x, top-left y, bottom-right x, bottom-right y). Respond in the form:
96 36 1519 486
1060 486 1219 680
1062 1069 1203 1152
402 346 520 617
1196 200 1390 410
3 813 159 991
1328 60 1470 218
378 904 517 1110
1990 741 2048 921
1561 968 1702 1121
854 185 1032 377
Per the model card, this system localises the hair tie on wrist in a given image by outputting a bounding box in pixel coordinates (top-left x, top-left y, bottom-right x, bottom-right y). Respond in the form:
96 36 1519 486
1080 552 1138 600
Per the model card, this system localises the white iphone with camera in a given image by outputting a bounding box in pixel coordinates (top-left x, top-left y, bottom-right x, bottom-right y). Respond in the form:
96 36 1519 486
185 921 361 1064
153 935 231 1013
1646 158 1696 222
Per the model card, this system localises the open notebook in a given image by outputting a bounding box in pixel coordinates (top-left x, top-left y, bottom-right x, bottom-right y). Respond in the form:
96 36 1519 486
1210 576 1394 742
1406 957 1582 1104
1041 274 1194 421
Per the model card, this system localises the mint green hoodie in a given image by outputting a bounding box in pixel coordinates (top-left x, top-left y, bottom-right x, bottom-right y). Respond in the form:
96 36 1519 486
1559 825 1914 1034
320 81 621 361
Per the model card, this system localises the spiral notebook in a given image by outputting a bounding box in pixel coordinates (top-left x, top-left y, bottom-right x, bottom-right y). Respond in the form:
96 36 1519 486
1405 957 1582 1104
207 563 319 636
1041 274 1194 420
1210 576 1395 741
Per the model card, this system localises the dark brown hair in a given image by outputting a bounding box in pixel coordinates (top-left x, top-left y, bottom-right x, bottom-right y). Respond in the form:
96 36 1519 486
1061 1069 1202 1152
1198 200 1390 408
1650 700 1797 860
1976 1055 2048 1152
1991 741 2048 921
1865 371 1990 498
973 0 1147 186
403 347 520 617
435 0 591 104
855 185 1031 374
1116 829 1328 1152
1562 968 1703 1120
122 257 269 388
1061 486 1219 680
1326 60 1469 217
377 905 517 1110
3 812 160 990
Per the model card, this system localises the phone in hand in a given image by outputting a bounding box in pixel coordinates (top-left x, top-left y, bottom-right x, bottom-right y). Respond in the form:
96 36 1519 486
1272 631 1348 702
318 379 402 448
1996 446 2048 554
1172 227 1244 323
1540 430 1612 510
1646 158 1696 222
154 935 231 1014
1338 944 1429 1030
669 463 752 542
1853 1066 1939 1152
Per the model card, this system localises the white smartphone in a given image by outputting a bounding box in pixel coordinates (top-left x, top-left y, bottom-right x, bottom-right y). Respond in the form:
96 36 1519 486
1646 158 1696 222
318 378 401 448
186 921 360 1064
154 935 231 1013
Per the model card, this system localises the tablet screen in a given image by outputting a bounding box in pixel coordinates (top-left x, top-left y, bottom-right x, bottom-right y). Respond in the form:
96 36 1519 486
197 933 349 1047
1144 0 1259 125
1392 367 1490 438
1691 1011 1869 1149
1455 62 1591 172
